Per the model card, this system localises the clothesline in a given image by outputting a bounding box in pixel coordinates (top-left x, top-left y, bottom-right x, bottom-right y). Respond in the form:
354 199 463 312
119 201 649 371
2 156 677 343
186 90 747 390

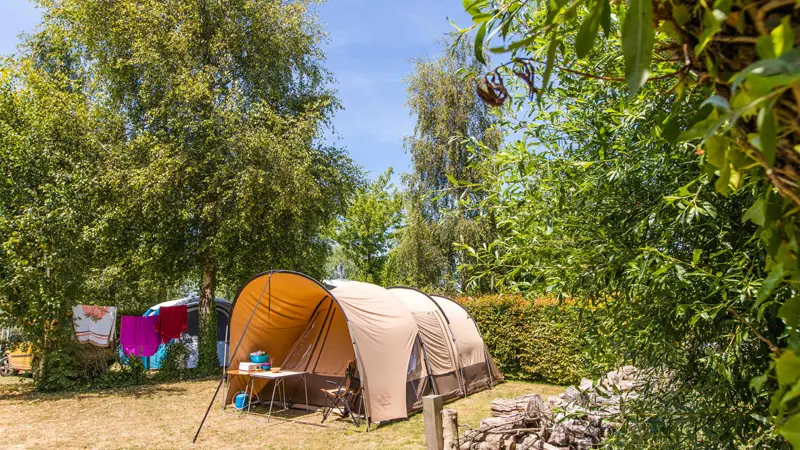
71 304 189 358
120 305 188 357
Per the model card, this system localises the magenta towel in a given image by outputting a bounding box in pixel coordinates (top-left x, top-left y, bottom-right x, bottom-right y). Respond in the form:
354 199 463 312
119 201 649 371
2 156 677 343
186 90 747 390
120 316 161 357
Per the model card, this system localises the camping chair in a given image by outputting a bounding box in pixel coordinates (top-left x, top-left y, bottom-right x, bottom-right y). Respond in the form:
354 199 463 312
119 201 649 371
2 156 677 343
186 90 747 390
320 360 364 426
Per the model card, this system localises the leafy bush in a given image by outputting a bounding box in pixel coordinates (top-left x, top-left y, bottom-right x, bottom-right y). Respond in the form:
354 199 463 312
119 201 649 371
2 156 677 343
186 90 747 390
83 357 148 390
459 295 604 385
156 341 193 381
35 340 147 391
451 36 787 445
33 342 82 392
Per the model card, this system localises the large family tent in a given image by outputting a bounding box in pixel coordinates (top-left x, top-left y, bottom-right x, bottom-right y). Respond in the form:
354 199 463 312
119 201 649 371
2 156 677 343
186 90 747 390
221 271 502 427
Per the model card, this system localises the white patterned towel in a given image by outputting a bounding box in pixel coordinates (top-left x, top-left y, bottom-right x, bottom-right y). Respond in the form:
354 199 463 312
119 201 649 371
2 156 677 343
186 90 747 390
72 305 117 347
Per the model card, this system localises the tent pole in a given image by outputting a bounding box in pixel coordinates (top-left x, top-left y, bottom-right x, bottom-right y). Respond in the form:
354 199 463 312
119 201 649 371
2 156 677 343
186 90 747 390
444 322 467 397
344 319 371 430
391 287 466 396
308 305 335 373
362 395 369 432
430 294 497 394
445 325 465 396
417 336 439 396
303 301 333 373
221 325 229 410
192 377 224 444
193 273 272 443
484 345 494 389
459 356 468 397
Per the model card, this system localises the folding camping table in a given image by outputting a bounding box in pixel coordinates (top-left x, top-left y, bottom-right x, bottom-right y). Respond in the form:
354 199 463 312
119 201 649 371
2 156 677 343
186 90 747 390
249 371 309 422
224 369 309 422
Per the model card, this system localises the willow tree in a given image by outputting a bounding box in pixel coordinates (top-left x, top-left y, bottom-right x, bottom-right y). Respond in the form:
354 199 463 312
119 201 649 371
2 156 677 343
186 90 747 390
390 39 501 291
35 0 358 370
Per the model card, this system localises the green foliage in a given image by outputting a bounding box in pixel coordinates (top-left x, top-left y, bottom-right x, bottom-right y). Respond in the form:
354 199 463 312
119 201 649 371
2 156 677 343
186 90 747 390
462 295 598 385
25 0 358 371
33 341 145 392
325 244 359 281
32 340 210 392
81 352 148 391
453 30 787 447
117 357 149 386
332 168 402 284
33 341 82 392
384 202 456 291
197 309 218 375
455 0 800 445
387 38 500 291
0 53 128 385
621 0 654 96
1 0 359 388
156 341 193 380
465 87 785 444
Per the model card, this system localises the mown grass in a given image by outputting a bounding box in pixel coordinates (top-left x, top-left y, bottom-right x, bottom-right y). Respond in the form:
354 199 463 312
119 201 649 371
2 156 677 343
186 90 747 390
0 375 562 449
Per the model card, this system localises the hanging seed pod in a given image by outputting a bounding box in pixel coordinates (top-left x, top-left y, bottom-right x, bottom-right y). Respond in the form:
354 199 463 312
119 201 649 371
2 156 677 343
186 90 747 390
512 59 537 100
476 70 509 107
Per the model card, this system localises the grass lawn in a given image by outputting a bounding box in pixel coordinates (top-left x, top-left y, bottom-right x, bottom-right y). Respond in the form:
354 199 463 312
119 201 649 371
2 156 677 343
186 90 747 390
0 375 562 449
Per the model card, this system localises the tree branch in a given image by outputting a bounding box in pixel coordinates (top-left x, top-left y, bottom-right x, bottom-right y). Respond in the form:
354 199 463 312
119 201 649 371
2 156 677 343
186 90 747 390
739 137 800 210
498 58 687 84
712 35 759 43
755 0 796 35
727 307 782 355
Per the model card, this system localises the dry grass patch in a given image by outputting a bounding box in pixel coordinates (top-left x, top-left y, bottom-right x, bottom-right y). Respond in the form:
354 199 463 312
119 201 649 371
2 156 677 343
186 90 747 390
0 376 562 449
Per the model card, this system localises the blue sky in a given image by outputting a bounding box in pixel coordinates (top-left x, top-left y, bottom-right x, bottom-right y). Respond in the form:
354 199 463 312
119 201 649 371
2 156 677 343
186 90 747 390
0 0 471 179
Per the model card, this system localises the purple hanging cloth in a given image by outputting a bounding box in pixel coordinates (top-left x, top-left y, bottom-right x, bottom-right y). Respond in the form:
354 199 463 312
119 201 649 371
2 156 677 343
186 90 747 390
120 315 161 357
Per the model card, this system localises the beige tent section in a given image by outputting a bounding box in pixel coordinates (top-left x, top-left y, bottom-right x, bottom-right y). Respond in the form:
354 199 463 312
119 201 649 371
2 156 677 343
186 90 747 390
430 295 504 393
222 271 503 426
388 287 464 400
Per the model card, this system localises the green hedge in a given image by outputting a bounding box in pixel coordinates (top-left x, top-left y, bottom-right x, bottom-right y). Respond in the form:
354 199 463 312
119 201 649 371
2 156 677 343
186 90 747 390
459 295 596 386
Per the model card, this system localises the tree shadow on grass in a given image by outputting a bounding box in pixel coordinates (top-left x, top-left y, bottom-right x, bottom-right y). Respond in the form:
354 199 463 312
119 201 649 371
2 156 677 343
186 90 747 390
229 402 365 433
0 376 206 403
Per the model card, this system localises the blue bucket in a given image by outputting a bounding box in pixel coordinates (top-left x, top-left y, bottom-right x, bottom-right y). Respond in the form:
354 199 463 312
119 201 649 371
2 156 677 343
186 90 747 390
234 392 249 410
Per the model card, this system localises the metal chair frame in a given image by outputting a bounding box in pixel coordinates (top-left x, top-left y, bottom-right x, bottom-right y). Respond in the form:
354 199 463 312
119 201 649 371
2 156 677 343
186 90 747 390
320 360 365 426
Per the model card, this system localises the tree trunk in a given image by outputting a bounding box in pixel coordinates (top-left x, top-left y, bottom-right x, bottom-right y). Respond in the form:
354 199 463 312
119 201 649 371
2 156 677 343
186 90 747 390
198 255 218 372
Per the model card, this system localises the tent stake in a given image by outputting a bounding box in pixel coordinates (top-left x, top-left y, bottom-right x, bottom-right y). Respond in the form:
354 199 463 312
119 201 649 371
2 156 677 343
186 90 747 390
443 321 467 397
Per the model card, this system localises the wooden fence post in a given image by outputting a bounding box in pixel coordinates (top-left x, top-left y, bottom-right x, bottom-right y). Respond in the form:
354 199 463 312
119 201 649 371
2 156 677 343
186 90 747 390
423 394 444 450
442 408 459 450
